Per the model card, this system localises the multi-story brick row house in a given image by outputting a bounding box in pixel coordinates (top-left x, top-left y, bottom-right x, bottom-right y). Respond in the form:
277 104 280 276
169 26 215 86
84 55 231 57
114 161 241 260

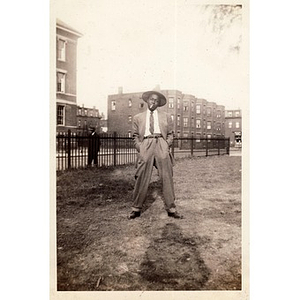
107 87 226 142
225 109 242 147
76 105 105 135
56 19 82 133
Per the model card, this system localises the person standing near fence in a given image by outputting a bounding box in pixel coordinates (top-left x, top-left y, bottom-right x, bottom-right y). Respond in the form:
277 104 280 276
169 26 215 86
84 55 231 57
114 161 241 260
87 126 100 167
128 90 182 219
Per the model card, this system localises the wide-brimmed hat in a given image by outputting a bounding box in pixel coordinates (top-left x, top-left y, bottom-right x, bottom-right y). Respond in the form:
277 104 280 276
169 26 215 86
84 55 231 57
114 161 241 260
142 91 167 107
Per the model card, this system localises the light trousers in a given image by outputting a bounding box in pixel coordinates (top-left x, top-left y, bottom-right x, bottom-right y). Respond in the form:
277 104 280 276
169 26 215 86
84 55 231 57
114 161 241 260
132 137 176 212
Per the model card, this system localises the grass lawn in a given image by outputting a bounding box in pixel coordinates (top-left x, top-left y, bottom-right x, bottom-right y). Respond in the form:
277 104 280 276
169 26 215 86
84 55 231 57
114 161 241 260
55 155 242 291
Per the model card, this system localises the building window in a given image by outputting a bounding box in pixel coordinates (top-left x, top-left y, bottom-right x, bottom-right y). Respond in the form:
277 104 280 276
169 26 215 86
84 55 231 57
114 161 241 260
111 101 116 111
128 131 132 137
235 111 240 117
78 119 81 127
169 97 174 108
196 132 201 142
84 109 88 116
177 131 180 137
177 98 181 110
58 39 66 61
207 121 211 130
183 133 188 138
236 122 240 128
128 115 132 123
196 119 201 128
216 123 221 131
228 122 232 128
183 117 188 127
57 72 66 93
217 110 221 118
171 114 174 122
177 115 180 126
78 108 82 115
129 99 132 107
207 108 211 117
57 105 64 125
228 111 233 117
191 101 194 112
183 101 189 111
196 104 201 114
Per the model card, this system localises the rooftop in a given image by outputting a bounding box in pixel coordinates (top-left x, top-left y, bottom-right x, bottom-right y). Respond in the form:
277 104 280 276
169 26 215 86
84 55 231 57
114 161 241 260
56 19 82 37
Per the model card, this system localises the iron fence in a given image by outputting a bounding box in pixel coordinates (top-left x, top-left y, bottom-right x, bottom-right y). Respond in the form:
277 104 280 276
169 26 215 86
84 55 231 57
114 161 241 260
56 130 230 171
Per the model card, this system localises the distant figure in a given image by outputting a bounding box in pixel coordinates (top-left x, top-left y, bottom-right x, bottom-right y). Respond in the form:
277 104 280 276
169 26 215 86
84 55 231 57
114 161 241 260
87 126 100 167
128 90 182 219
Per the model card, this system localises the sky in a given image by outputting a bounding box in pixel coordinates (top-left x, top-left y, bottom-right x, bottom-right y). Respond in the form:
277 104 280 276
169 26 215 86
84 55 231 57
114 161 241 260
53 0 248 116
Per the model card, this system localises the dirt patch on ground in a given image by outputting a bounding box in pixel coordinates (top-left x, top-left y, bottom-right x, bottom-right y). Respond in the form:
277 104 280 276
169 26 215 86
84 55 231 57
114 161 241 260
56 156 241 291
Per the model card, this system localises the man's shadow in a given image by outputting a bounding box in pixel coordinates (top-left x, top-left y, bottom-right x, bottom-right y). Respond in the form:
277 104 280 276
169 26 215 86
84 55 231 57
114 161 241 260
139 222 211 290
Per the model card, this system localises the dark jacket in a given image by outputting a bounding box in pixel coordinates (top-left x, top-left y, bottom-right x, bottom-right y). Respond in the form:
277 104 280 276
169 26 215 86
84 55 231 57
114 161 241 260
88 132 100 154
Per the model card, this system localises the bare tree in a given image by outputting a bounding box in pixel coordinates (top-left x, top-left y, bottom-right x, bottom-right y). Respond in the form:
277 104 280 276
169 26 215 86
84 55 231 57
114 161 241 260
201 5 242 54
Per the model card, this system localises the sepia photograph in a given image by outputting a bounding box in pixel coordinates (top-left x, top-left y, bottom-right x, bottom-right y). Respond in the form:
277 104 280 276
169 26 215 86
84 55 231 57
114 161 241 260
4 1 300 300
50 0 249 299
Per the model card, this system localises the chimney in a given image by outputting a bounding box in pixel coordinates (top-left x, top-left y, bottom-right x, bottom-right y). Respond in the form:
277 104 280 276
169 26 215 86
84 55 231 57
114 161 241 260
154 84 161 91
118 86 123 94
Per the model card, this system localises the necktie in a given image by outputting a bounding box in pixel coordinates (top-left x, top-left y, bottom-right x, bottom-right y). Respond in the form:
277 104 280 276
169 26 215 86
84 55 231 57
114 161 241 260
149 111 154 134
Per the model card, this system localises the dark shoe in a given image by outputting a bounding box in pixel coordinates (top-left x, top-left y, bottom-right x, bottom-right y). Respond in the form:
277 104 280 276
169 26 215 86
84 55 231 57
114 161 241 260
128 211 141 219
168 211 183 219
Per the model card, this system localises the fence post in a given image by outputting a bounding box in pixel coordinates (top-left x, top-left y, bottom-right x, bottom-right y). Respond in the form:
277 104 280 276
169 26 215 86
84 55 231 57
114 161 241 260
191 133 194 156
67 129 71 169
206 137 208 157
227 138 230 155
113 131 117 166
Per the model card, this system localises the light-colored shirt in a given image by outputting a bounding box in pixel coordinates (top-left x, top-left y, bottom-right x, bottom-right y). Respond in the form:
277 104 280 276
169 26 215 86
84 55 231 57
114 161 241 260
144 109 161 136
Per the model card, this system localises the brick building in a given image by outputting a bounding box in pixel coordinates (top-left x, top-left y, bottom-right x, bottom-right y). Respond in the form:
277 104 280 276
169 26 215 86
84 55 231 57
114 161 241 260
107 87 225 140
225 109 242 147
56 19 82 133
76 105 105 135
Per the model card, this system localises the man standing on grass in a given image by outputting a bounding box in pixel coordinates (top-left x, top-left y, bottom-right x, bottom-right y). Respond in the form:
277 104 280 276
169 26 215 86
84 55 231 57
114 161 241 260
87 126 100 167
128 90 182 219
